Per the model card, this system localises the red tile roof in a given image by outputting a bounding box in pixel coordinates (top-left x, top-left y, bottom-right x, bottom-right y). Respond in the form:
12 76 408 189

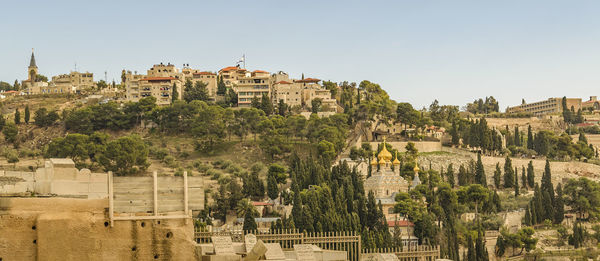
253 70 269 74
387 220 414 227
4 90 19 93
295 78 320 83
220 66 243 72
139 77 176 81
193 71 216 75
275 81 292 84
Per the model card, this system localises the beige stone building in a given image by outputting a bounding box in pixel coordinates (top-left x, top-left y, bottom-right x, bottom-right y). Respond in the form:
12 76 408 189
234 69 271 107
22 50 49 95
39 71 94 94
271 75 337 112
582 96 600 111
507 97 582 116
181 66 218 99
124 63 183 105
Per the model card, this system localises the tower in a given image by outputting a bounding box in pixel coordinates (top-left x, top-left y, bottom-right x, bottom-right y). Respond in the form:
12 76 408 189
28 49 38 82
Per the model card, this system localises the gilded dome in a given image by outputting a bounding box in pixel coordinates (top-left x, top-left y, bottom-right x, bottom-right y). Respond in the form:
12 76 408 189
413 164 420 172
377 139 393 162
370 152 378 166
392 151 401 165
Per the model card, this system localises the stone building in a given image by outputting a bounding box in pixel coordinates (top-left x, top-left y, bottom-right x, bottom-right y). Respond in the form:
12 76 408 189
44 71 94 94
582 96 600 111
124 63 183 105
181 65 218 99
506 97 582 116
22 50 49 95
364 140 414 219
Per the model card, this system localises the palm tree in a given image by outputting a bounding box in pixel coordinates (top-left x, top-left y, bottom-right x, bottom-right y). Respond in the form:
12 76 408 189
236 198 259 218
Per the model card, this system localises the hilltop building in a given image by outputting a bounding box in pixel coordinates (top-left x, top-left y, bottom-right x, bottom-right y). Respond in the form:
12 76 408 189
46 71 94 94
22 50 49 95
124 63 183 105
582 96 600 111
271 72 337 112
181 65 218 99
506 97 582 116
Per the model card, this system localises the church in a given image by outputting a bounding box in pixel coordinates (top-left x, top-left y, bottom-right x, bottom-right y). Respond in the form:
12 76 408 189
363 140 421 220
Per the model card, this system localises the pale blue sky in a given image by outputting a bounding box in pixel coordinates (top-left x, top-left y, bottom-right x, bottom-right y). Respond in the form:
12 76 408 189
2 0 599 109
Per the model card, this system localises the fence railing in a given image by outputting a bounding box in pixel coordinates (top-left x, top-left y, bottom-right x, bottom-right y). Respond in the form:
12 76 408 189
195 229 439 261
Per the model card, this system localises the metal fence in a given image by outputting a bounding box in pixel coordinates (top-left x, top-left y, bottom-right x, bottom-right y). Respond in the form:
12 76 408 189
195 228 439 261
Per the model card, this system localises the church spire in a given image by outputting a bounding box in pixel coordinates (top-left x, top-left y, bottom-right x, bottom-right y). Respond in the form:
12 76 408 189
29 48 37 68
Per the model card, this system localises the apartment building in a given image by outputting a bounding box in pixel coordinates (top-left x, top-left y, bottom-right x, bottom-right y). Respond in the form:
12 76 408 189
45 71 94 94
271 73 337 112
124 63 183 105
582 96 600 111
235 70 271 107
506 97 582 116
181 66 218 99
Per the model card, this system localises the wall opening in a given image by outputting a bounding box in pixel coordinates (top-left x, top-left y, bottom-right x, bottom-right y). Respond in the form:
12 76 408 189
104 221 109 227
166 232 173 239
141 222 146 227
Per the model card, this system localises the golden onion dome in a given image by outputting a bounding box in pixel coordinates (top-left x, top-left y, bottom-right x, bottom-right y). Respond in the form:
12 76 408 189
377 139 393 162
392 152 401 165
379 157 387 165
370 152 378 166
413 164 420 172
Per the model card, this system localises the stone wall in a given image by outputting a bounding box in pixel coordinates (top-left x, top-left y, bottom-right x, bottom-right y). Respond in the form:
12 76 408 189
0 197 198 260
368 141 442 153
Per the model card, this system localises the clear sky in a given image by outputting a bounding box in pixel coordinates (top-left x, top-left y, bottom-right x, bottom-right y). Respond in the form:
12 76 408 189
2 0 599 109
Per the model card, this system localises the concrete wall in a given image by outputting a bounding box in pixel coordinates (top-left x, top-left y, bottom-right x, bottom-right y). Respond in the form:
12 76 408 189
368 141 442 153
0 197 198 260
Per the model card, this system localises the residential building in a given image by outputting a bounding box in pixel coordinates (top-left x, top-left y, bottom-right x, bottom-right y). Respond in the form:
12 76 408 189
44 71 94 94
181 66 218 99
234 69 271 107
506 97 582 116
124 63 183 105
582 96 600 111
272 75 338 112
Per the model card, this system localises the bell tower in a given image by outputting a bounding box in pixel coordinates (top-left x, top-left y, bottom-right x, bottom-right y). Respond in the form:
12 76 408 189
28 48 38 82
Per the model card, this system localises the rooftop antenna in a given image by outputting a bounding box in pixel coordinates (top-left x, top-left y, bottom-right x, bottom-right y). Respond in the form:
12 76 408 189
105 71 107 82
74 62 77 72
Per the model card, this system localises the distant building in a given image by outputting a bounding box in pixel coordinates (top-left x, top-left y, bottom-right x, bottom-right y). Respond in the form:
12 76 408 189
124 63 183 105
271 73 337 112
22 50 49 95
218 66 271 107
181 65 218 99
44 71 94 94
582 96 600 111
506 97 582 116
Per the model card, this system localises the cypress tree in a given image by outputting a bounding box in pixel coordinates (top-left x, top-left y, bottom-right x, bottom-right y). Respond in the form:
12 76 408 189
458 165 468 186
171 82 178 102
447 164 455 188
521 166 527 190
533 183 544 223
467 235 476 261
24 105 30 124
243 211 257 231
541 160 555 209
267 174 278 200
526 161 535 188
514 168 519 196
579 132 588 144
493 163 502 189
527 125 534 150
475 153 486 186
503 156 514 188
14 108 20 124
524 205 532 226
529 201 537 224
514 126 520 147
554 184 565 224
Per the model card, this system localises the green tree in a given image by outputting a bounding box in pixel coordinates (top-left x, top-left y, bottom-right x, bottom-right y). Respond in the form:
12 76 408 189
171 82 178 102
14 108 20 124
475 153 486 186
33 108 59 127
260 93 273 115
217 76 227 95
554 183 565 224
503 156 514 188
184 81 209 102
446 164 455 188
311 98 322 114
493 163 502 189
527 125 534 150
526 161 535 188
24 105 30 124
2 123 18 144
98 135 149 175
267 173 278 200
